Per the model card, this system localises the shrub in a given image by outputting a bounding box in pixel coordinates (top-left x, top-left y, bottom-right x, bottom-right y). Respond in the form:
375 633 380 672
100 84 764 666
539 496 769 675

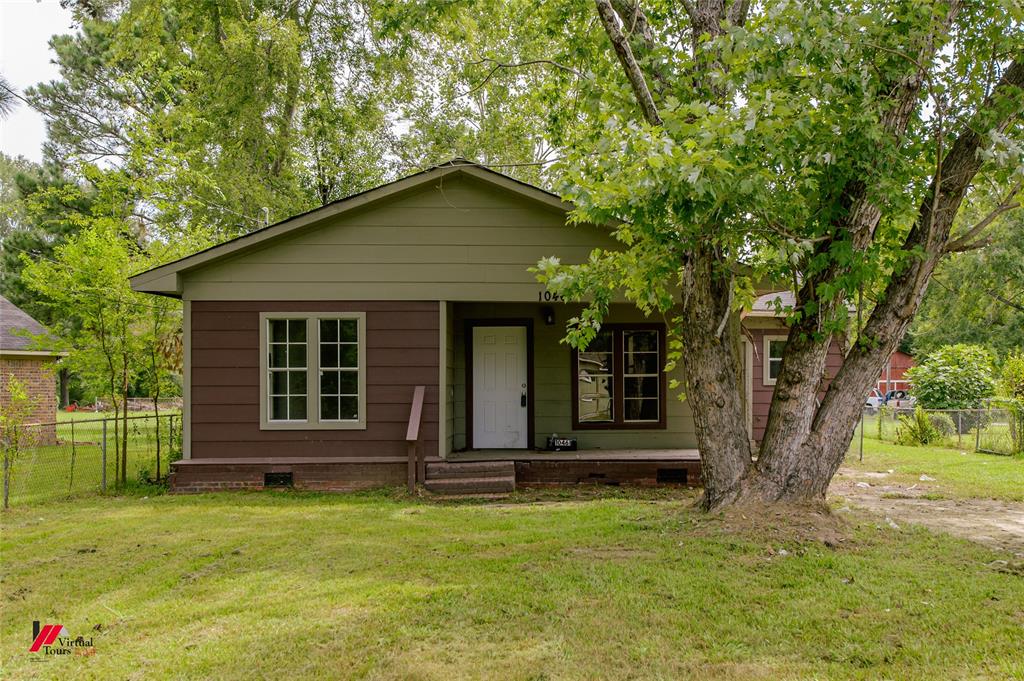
928 411 956 437
896 406 942 446
906 344 996 409
1000 351 1024 400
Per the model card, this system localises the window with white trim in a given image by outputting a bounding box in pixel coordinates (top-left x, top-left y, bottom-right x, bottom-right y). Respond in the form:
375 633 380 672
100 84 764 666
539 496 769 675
260 312 366 430
763 335 787 386
318 318 359 421
268 319 308 421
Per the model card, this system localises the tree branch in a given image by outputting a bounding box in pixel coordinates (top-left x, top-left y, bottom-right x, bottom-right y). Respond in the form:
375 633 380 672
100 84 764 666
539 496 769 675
457 58 586 98
944 180 1022 252
594 0 663 125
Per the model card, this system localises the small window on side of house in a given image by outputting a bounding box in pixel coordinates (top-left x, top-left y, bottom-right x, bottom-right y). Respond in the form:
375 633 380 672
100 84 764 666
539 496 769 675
764 336 787 386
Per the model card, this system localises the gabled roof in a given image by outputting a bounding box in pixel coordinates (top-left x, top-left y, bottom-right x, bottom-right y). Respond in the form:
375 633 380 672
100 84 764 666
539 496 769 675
0 295 64 355
130 159 575 298
745 291 797 318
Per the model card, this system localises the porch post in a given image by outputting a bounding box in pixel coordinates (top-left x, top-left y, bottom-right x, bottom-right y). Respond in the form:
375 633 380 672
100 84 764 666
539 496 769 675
438 301 448 460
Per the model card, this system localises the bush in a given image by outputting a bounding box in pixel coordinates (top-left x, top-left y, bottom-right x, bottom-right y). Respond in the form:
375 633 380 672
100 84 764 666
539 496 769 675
896 407 943 446
928 411 956 437
906 344 996 409
1000 351 1024 400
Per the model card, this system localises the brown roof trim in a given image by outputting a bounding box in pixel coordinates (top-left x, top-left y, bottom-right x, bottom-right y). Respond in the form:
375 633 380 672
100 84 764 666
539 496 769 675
130 160 576 298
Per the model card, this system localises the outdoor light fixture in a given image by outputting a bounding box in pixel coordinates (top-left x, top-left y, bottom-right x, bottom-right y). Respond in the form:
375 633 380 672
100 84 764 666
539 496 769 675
542 306 555 325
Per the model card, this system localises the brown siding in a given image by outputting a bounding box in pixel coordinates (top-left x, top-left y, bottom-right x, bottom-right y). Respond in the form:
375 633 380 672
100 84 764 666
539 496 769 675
190 301 438 459
747 326 844 442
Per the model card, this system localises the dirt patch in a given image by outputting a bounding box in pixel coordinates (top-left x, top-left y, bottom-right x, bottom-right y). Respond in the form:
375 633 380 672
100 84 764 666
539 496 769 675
831 468 1024 556
689 502 851 549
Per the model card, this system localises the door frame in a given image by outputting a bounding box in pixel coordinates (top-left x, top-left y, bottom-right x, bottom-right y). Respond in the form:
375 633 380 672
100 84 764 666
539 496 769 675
465 318 535 450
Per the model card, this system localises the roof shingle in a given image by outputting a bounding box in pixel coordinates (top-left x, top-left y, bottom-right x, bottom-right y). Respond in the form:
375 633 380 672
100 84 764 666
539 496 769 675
0 295 61 352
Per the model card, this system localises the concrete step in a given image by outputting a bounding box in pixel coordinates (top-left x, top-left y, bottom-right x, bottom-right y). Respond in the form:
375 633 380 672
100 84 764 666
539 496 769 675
424 475 516 495
426 461 515 480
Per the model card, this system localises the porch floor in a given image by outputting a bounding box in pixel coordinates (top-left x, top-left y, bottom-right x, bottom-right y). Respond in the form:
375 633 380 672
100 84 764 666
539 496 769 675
447 448 701 462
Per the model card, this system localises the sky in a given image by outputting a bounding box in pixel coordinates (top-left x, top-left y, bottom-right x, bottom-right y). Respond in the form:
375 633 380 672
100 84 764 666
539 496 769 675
1 0 76 163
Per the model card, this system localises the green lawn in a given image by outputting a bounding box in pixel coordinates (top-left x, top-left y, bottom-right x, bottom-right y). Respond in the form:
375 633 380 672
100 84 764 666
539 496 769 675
846 438 1024 502
2 489 1022 680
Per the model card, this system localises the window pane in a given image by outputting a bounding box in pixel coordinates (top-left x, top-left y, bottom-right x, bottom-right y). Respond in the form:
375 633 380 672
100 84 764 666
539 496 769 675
579 397 612 423
320 319 338 342
271 396 288 420
339 319 358 342
625 376 658 398
586 330 612 353
624 330 658 352
321 395 339 420
320 344 338 369
289 319 306 342
339 396 358 420
288 344 307 368
271 371 288 394
289 396 307 420
625 352 659 374
579 351 612 374
624 398 659 421
270 344 287 368
270 320 288 342
579 376 613 422
339 344 358 368
288 370 306 395
769 340 786 360
339 371 358 395
321 370 339 395
769 359 782 380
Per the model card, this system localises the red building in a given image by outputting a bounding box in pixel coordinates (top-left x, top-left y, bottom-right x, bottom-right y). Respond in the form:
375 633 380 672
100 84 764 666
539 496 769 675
878 350 915 394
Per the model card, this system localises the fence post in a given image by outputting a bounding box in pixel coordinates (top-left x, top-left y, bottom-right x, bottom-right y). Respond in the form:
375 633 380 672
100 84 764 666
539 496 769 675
957 411 962 449
68 419 76 494
975 409 981 452
859 408 864 462
101 419 107 492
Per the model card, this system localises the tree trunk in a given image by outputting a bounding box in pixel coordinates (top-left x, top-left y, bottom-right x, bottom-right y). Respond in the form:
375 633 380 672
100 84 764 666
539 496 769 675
677 246 753 509
702 58 1024 509
58 368 70 409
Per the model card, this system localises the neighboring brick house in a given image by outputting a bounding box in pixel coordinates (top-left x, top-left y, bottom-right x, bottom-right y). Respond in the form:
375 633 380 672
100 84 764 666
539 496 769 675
1 295 65 445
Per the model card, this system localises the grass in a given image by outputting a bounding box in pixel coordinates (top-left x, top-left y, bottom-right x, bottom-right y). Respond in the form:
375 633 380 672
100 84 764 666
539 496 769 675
845 438 1024 502
2 489 1023 680
859 411 1018 456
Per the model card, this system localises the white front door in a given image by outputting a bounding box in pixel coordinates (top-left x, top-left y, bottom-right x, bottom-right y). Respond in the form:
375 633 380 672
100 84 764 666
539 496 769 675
472 326 528 449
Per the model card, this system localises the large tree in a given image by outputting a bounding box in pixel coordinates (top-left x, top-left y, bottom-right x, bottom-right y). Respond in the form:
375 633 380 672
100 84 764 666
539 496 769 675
537 0 1023 509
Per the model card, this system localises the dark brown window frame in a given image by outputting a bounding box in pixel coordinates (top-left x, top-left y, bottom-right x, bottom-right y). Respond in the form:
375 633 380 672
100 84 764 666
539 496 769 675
570 323 668 430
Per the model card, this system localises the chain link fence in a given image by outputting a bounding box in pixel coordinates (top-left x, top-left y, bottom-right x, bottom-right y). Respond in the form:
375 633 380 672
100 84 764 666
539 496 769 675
856 405 1023 458
2 413 181 507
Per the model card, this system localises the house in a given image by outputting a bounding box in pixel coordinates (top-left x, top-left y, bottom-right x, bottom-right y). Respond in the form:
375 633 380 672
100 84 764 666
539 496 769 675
0 295 65 445
878 350 915 395
130 160 815 494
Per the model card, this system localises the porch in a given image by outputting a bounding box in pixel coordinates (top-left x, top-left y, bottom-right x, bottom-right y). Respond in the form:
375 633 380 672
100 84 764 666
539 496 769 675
439 301 702 459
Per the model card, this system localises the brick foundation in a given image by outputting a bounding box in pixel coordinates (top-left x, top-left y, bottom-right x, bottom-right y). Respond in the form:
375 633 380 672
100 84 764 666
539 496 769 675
170 459 407 493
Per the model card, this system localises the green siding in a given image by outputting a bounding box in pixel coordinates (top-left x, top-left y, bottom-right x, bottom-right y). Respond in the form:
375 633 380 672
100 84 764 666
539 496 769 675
181 175 618 302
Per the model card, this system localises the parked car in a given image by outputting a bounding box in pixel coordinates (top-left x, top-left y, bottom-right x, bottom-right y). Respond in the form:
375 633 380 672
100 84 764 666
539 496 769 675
864 388 885 413
884 389 916 411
